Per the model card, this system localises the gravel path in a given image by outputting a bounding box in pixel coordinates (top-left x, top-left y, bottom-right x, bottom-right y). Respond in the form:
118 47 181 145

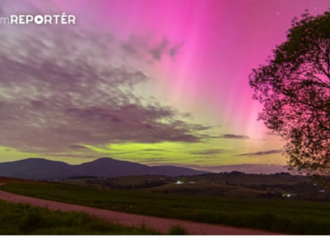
0 186 281 235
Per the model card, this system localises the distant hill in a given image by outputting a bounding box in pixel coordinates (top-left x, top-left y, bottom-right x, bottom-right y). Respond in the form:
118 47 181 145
0 157 210 180
0 158 76 180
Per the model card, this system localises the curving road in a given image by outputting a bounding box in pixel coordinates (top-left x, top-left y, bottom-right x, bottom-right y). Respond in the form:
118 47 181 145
0 185 281 235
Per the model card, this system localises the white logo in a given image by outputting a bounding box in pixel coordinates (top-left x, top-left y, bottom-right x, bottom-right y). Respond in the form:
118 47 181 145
34 15 43 25
0 13 76 25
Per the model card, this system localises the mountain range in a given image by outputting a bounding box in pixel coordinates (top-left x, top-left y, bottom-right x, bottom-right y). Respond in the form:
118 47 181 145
0 157 211 180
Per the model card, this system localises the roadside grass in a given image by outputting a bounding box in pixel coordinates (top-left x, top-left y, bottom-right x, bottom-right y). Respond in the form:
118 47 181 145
168 225 189 235
2 182 330 234
0 200 160 235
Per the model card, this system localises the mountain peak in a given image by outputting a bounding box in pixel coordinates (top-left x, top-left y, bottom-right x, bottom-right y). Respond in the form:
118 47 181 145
13 158 62 163
94 157 114 161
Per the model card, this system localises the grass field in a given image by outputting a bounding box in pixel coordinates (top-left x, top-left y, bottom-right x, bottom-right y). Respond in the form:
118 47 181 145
0 200 160 235
2 182 330 234
144 183 268 198
58 172 317 199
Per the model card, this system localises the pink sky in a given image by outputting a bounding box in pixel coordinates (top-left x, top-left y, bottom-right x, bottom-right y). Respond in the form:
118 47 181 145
0 0 329 171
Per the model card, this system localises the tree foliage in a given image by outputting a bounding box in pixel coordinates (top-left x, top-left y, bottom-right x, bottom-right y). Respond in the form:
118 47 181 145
249 10 330 176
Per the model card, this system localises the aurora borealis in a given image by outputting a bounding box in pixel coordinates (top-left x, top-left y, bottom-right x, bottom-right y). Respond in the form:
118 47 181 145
1 0 330 173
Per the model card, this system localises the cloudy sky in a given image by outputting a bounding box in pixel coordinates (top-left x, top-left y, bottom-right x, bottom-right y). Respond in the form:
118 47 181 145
0 0 329 172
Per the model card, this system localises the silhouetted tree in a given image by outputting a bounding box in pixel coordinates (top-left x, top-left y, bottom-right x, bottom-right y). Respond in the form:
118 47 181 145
250 10 330 177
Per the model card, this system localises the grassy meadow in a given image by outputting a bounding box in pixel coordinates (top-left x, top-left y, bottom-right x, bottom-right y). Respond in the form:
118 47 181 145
0 199 160 235
2 181 330 234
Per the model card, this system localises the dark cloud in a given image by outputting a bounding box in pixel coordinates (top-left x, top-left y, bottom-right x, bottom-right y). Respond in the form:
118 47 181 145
0 8 209 155
69 145 90 151
121 35 181 61
169 43 183 58
238 149 284 157
149 37 169 61
190 149 223 155
220 134 249 139
121 35 145 58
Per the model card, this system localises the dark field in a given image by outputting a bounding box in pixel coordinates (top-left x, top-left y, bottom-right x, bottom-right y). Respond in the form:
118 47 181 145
0 200 160 235
2 175 330 235
59 172 324 199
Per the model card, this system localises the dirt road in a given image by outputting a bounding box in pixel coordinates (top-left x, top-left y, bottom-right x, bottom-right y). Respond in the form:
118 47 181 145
0 186 281 235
